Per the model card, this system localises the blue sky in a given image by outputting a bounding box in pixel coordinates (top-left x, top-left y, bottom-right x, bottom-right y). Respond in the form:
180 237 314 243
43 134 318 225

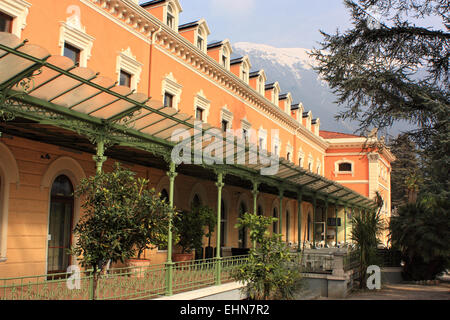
140 0 444 49
140 0 355 49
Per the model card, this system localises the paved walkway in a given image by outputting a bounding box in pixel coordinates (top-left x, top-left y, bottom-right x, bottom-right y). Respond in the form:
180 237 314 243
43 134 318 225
342 283 450 300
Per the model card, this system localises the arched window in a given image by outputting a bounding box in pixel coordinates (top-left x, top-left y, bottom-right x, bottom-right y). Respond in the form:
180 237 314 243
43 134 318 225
160 188 169 202
273 207 278 234
47 175 74 274
197 29 205 51
257 205 263 216
166 4 175 29
238 202 247 248
339 162 352 172
222 47 229 69
192 194 202 209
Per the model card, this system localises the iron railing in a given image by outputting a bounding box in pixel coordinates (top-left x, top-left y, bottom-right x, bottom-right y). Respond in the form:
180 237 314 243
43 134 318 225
0 255 248 300
344 250 361 271
0 251 360 300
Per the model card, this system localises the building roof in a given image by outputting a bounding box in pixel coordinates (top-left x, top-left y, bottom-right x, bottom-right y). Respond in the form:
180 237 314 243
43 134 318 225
207 41 223 49
230 57 244 65
178 21 200 30
140 0 166 7
319 130 362 139
291 103 301 110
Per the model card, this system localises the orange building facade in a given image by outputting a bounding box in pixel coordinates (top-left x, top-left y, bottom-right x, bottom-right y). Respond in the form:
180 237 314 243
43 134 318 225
0 0 393 279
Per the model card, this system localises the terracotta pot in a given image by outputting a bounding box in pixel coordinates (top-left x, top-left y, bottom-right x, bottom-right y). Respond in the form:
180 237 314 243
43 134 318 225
173 253 194 267
126 259 151 278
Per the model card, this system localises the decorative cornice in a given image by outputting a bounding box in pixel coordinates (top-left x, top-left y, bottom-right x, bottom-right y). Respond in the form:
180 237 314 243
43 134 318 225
83 0 329 149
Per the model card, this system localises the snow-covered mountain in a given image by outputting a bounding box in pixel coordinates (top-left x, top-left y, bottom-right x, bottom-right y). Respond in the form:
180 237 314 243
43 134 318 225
232 42 413 136
232 42 355 133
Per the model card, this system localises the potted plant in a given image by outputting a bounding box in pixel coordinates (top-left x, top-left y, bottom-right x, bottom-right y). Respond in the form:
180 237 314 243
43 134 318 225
70 164 175 298
173 209 204 263
198 205 216 259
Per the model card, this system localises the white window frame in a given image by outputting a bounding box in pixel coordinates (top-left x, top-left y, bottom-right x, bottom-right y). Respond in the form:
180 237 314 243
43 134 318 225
194 90 210 122
196 27 206 53
163 1 181 32
161 72 182 110
316 159 322 175
221 47 230 70
241 62 250 84
284 94 292 114
334 159 355 177
258 127 268 151
308 154 314 172
59 14 95 68
0 0 31 38
286 143 293 163
221 105 233 130
272 136 281 157
241 118 252 141
116 47 143 91
298 149 305 168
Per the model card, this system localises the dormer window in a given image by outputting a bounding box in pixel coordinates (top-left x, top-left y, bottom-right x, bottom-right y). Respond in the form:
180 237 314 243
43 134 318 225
273 87 279 106
242 68 248 83
222 48 229 69
166 4 175 29
197 28 205 51
258 78 264 94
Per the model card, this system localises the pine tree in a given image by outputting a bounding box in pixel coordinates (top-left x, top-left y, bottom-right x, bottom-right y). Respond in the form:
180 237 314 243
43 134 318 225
389 134 421 209
310 0 449 201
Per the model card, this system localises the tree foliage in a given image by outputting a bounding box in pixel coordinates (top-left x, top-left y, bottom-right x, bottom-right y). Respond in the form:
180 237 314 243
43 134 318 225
388 134 422 208
70 163 174 298
232 213 303 300
390 197 450 280
351 193 385 288
174 204 215 254
310 0 449 201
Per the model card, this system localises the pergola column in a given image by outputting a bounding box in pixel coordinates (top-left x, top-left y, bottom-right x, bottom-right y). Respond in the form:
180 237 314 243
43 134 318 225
278 188 284 236
93 139 107 175
297 191 303 252
344 205 348 244
252 180 259 216
165 161 177 296
324 199 329 247
313 195 317 247
251 180 260 249
215 170 225 286
335 204 339 246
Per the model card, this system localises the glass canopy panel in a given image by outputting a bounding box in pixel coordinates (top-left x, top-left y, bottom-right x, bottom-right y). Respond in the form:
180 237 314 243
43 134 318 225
0 33 376 209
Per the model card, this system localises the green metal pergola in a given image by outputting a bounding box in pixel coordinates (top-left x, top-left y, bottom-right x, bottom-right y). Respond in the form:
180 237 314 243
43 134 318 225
0 32 376 295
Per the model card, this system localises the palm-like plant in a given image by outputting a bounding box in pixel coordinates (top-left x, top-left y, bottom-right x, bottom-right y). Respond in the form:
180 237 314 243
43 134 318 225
351 192 385 288
389 198 450 280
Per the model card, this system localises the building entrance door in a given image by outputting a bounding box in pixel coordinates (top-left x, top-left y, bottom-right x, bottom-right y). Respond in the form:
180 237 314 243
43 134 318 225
47 175 74 274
